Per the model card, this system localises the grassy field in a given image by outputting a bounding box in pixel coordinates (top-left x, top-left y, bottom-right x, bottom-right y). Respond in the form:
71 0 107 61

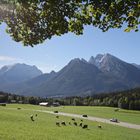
7 104 140 124
42 106 140 125
0 104 140 140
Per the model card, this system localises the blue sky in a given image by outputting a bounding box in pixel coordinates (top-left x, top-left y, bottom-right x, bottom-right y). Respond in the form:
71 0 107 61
0 23 140 73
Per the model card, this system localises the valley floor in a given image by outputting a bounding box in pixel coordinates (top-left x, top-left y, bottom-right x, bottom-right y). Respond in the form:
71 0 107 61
0 104 140 140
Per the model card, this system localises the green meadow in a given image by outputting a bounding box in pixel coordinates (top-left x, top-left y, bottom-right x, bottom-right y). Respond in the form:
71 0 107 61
0 104 140 140
42 106 140 125
8 104 140 124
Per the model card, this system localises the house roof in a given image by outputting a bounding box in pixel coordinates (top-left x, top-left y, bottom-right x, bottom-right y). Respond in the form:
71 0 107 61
39 102 48 106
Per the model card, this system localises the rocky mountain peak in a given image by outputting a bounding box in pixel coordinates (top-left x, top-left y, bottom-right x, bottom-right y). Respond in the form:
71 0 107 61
69 58 88 65
0 63 43 83
89 56 95 65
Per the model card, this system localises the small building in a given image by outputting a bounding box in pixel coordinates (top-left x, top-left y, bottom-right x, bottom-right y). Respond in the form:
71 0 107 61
39 102 60 107
39 102 49 106
52 102 60 107
0 103 6 106
18 101 23 104
11 100 16 103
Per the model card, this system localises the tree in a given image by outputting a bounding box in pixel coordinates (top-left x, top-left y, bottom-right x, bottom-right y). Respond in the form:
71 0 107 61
129 100 134 110
0 93 8 103
0 0 139 46
28 96 37 104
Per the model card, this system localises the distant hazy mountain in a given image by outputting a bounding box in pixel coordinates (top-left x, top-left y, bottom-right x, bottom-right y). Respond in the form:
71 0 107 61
6 71 57 96
0 54 140 97
0 63 42 89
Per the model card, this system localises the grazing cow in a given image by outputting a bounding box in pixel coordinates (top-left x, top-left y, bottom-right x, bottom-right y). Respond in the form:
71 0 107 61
79 123 83 127
98 124 102 129
114 108 119 112
73 122 77 126
56 116 59 119
82 125 88 129
56 122 60 126
72 118 75 121
82 114 88 117
61 121 66 126
30 115 34 121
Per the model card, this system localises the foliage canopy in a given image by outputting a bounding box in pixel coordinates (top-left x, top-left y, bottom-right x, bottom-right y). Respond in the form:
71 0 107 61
0 0 139 46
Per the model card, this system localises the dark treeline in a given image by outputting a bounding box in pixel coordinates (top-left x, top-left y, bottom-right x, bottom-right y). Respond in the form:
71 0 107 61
0 87 140 110
51 88 140 110
0 92 47 105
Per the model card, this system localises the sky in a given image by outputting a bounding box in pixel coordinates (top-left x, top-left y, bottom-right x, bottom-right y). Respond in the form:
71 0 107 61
0 23 140 73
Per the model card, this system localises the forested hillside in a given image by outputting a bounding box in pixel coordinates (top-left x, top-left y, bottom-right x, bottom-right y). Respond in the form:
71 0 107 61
0 87 140 110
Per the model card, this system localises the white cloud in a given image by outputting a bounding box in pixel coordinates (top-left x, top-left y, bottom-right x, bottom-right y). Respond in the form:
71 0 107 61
0 56 16 61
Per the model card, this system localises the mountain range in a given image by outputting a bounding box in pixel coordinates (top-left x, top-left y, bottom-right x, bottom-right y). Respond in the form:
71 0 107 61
0 53 140 97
